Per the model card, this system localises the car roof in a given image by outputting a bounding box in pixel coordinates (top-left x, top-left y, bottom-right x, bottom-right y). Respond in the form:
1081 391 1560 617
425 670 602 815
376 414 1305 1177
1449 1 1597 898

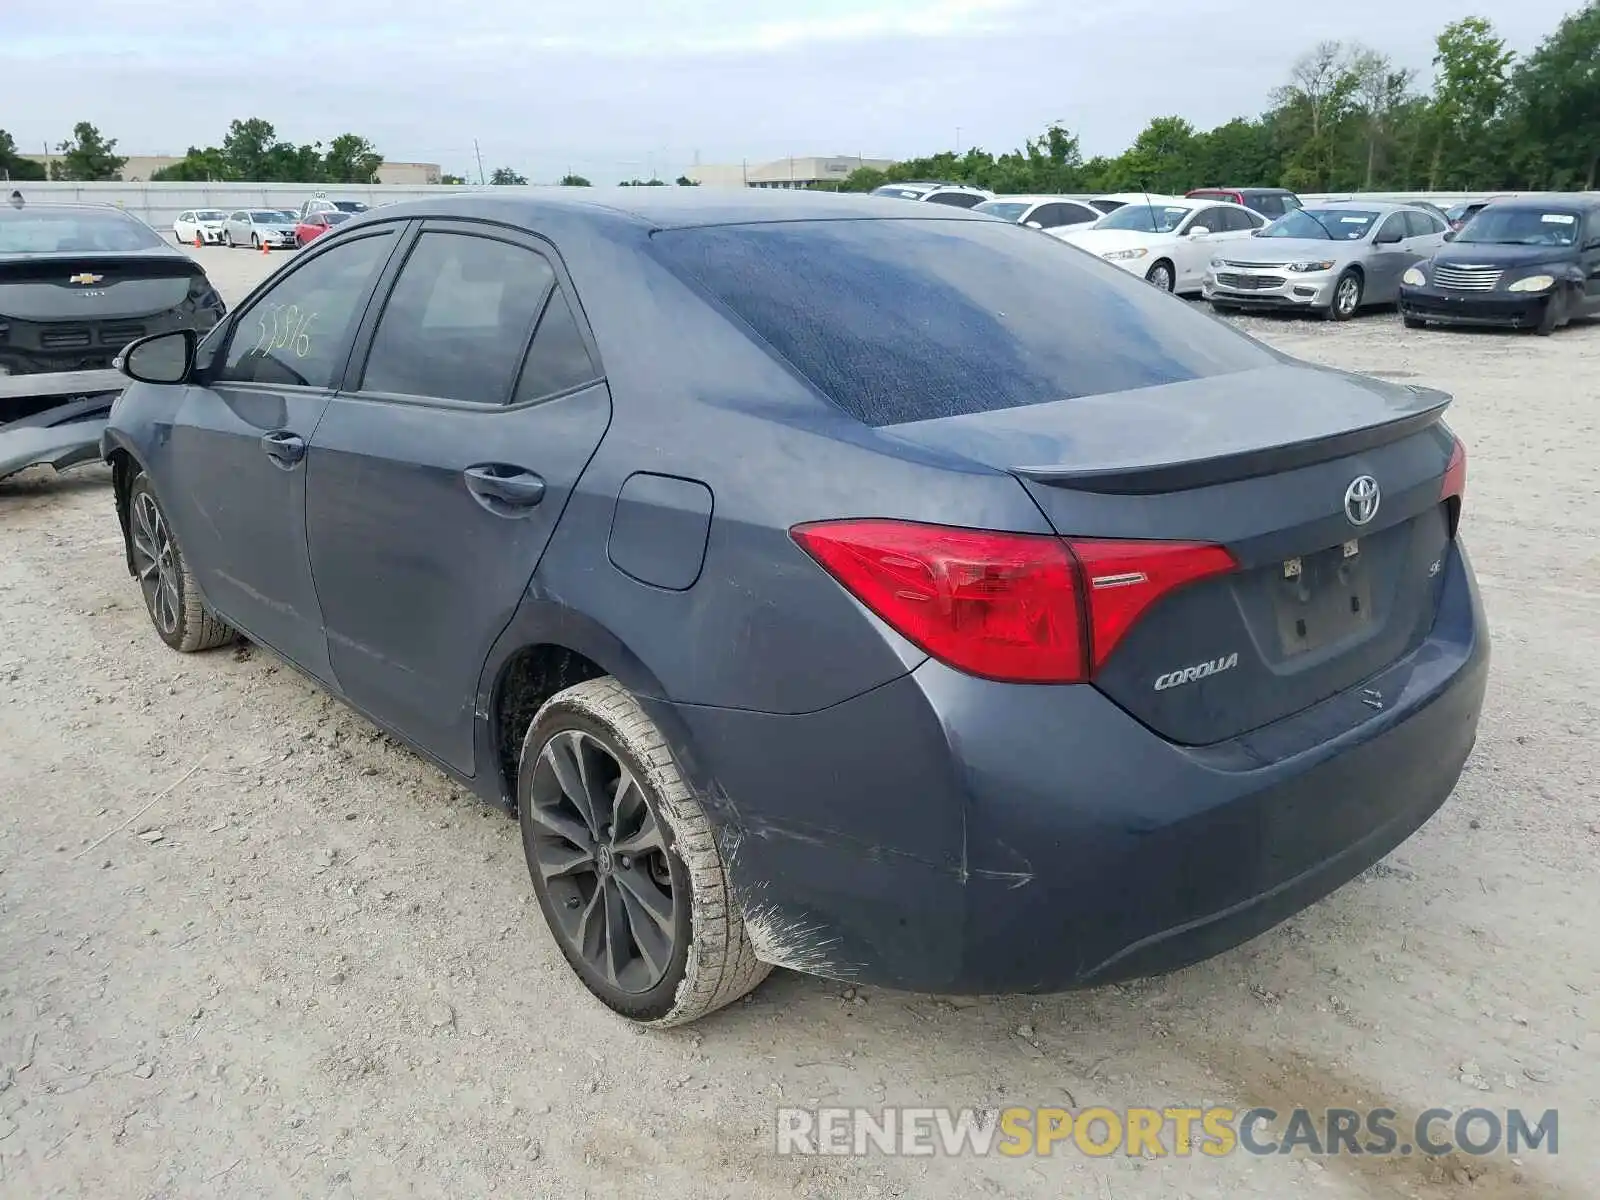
355 187 997 231
984 195 1092 204
1483 193 1600 211
1189 186 1297 195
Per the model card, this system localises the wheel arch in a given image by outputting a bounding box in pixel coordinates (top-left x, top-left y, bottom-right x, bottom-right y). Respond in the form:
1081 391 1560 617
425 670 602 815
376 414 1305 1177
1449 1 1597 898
475 599 701 813
104 436 148 577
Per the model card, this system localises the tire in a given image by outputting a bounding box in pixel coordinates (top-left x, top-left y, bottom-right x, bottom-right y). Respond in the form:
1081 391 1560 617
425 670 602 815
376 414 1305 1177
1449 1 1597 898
127 473 236 653
224 230 234 248
1145 260 1175 292
251 233 260 249
1536 289 1567 336
1329 270 1363 321
518 677 770 1026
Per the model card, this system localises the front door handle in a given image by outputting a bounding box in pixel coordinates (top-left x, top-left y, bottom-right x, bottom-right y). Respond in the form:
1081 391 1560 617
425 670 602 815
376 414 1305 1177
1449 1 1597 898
261 430 306 465
463 464 546 510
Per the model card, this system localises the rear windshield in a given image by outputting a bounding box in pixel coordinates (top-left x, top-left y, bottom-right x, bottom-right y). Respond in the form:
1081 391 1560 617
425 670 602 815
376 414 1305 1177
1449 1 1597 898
648 218 1275 427
870 185 930 201
974 201 1030 221
250 210 287 222
0 207 166 253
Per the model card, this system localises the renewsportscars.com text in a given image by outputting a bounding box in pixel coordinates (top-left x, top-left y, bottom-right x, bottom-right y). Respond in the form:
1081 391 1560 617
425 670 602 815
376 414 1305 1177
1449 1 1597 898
775 1106 1558 1159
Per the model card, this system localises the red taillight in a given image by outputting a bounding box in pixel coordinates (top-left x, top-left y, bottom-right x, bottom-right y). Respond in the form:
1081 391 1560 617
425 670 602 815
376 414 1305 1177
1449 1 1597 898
1441 437 1466 503
790 520 1237 684
1070 539 1239 672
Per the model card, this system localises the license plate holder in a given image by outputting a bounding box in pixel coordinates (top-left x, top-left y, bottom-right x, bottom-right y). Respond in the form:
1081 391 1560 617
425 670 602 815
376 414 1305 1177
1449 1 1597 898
1273 541 1374 656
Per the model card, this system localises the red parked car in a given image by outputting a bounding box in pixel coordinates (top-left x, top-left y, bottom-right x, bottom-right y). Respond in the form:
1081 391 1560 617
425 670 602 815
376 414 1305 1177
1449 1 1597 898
294 210 352 246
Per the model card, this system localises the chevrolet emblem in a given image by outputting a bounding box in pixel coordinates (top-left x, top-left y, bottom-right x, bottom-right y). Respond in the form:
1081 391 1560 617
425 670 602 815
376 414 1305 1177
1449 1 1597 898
68 272 104 285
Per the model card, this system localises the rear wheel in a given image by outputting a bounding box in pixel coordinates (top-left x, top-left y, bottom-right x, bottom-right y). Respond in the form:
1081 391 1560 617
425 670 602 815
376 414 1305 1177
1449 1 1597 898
224 230 234 248
127 474 236 653
518 677 770 1026
250 232 260 249
1145 260 1175 292
1329 270 1362 321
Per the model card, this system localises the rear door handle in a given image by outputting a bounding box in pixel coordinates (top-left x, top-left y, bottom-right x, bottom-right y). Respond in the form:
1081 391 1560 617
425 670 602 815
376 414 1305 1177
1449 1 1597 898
463 464 546 510
261 430 306 465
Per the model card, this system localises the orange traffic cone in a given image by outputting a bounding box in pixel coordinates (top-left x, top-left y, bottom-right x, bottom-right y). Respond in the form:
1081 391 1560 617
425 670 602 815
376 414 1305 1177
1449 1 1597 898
193 232 202 248
260 238 270 255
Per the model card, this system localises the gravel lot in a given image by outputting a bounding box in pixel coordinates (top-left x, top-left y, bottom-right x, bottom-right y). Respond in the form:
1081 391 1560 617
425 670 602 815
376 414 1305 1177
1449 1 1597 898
2 244 1596 1199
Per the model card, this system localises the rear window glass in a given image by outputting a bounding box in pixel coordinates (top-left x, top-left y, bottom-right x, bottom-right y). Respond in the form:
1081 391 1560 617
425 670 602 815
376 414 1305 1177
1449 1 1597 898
648 219 1275 427
0 208 166 253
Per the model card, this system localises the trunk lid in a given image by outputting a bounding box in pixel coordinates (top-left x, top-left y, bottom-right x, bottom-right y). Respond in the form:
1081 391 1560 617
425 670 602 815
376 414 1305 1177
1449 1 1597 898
0 254 204 322
882 363 1458 744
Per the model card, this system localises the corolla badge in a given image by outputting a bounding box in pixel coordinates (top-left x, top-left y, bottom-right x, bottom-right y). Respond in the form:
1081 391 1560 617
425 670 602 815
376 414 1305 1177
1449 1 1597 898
68 272 104 285
1344 475 1381 526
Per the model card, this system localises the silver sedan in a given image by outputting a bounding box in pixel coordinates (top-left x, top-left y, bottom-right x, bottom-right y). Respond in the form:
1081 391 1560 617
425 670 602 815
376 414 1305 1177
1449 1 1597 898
1202 202 1450 320
222 209 299 250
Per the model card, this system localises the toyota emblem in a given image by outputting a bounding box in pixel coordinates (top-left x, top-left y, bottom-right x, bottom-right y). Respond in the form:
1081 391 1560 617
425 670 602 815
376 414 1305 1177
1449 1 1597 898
1344 475 1380 526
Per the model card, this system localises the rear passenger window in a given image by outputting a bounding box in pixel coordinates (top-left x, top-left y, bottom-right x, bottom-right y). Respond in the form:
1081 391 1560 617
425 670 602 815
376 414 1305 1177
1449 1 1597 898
925 192 983 208
513 287 599 403
361 232 555 403
1404 210 1439 237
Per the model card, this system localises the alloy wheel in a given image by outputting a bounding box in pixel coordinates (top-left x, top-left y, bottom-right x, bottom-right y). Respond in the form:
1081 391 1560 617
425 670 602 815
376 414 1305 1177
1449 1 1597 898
130 492 180 636
1336 276 1360 317
526 729 679 994
1147 263 1173 292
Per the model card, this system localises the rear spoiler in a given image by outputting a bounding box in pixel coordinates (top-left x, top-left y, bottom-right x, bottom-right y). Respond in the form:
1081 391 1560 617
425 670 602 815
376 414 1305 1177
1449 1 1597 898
1014 387 1452 495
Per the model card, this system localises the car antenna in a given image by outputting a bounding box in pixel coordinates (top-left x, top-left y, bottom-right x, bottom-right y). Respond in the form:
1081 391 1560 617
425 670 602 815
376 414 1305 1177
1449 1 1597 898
1139 178 1157 231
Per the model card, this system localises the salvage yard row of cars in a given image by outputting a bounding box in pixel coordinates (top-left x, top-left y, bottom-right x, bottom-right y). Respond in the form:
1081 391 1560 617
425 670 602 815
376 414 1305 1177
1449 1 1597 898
886 181 1600 332
0 182 1590 1027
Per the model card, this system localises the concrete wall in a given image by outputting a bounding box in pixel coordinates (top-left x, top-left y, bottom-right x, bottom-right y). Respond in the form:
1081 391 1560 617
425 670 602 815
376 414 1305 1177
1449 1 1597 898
5 181 480 230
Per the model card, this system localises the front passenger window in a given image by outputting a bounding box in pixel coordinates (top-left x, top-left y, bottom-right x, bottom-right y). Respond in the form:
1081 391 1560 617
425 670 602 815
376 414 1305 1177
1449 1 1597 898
216 231 395 389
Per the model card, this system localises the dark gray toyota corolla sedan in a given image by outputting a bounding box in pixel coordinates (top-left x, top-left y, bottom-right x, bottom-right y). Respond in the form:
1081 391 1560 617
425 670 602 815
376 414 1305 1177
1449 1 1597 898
100 189 1488 1026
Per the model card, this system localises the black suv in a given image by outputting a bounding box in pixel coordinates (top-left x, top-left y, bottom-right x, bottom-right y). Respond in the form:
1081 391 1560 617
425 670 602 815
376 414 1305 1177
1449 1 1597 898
1399 194 1600 335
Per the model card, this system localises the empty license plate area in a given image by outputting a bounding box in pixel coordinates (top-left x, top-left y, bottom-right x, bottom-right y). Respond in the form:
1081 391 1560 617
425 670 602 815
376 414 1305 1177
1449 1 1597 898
1274 540 1373 656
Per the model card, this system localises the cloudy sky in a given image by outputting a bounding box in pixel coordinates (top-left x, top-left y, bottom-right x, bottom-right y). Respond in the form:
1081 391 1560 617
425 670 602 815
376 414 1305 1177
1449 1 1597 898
0 0 1580 182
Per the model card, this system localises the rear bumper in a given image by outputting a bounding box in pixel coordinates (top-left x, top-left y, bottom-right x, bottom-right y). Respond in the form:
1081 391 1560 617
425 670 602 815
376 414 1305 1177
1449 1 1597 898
674 540 1488 994
1399 286 1549 328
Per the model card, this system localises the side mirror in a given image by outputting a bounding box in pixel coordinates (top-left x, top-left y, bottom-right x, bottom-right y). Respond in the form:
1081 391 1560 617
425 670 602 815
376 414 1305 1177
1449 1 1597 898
1025 220 1043 229
116 329 195 385
1188 226 1211 238
1442 230 1457 242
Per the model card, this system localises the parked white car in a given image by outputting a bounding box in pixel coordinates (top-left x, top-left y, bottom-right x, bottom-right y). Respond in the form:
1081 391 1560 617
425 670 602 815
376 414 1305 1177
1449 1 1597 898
972 195 1103 232
868 181 994 209
1055 198 1268 294
172 209 228 245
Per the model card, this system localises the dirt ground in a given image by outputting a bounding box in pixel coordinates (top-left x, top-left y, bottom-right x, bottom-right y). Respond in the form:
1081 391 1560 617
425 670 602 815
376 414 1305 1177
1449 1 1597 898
2 245 1596 1199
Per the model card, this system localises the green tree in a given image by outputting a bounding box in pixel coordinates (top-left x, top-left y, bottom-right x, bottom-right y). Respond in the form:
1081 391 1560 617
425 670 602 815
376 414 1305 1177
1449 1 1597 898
1429 17 1515 188
674 174 698 186
324 134 383 183
1270 42 1359 190
1509 1 1600 188
0 128 47 181
1103 116 1199 193
558 173 591 186
150 146 234 182
220 117 279 180
1348 47 1417 189
490 167 528 185
1190 118 1280 188
49 121 126 181
440 172 467 184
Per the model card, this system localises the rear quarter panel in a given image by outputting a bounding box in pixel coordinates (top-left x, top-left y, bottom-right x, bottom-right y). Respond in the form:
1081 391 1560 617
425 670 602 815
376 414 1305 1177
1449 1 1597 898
511 213 1055 716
